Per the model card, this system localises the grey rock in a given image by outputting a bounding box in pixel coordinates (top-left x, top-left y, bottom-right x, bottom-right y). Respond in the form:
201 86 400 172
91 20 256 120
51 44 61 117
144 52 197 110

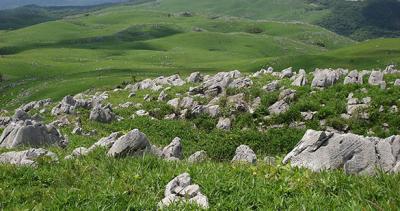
228 77 253 89
187 72 203 83
159 173 209 209
227 93 248 112
263 80 280 92
107 129 151 158
162 137 183 160
188 150 208 163
394 79 400 86
268 100 289 115
0 148 58 167
13 109 31 121
280 67 293 78
89 132 123 151
283 130 400 175
216 117 231 130
232 145 257 164
344 70 363 85
368 70 384 86
311 68 344 88
291 69 307 86
0 120 67 148
89 104 115 123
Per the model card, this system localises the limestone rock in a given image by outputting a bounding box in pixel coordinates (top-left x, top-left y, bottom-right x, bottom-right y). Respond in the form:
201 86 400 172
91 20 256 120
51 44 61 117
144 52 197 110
187 72 203 83
0 148 58 167
283 130 400 175
344 70 363 85
368 70 384 86
216 117 231 130
107 129 151 158
0 120 67 148
89 104 115 123
232 145 257 164
291 69 307 86
188 150 208 163
162 137 183 160
159 173 209 209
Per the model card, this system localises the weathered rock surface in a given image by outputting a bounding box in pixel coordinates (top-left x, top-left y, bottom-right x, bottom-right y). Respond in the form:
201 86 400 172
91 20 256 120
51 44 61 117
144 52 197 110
162 137 183 160
89 104 116 123
189 70 241 97
262 80 280 92
368 70 384 86
283 130 400 175
0 148 58 167
107 129 151 158
0 120 67 148
188 150 208 163
344 70 363 85
291 69 307 86
232 145 257 164
51 95 92 116
280 67 293 79
311 68 346 88
187 72 204 83
216 117 231 130
19 99 52 112
159 173 209 209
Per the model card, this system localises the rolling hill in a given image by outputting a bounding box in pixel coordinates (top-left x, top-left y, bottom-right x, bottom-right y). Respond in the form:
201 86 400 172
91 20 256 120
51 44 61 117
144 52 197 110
0 6 356 109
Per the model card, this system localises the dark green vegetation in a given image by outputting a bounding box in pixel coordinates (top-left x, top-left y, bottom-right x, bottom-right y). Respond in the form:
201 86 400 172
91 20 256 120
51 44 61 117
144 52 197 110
1 72 400 209
0 0 127 10
313 0 400 40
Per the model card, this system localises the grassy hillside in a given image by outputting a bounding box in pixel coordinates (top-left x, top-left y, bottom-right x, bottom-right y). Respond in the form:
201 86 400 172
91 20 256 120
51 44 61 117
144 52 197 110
0 6 354 109
1 69 400 209
138 0 329 22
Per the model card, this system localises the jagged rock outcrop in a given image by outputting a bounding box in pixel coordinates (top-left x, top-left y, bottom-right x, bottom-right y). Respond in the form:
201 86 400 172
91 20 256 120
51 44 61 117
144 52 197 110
268 89 296 115
89 104 115 123
291 69 307 86
283 130 400 175
188 70 241 97
0 116 11 128
227 93 248 112
125 74 185 92
346 93 370 118
228 77 253 89
19 99 52 112
311 68 346 88
280 67 293 79
158 173 209 209
13 109 31 121
0 120 67 148
232 145 257 164
162 137 183 161
107 129 151 158
368 70 384 86
344 70 363 85
187 72 203 83
51 95 92 116
0 148 58 167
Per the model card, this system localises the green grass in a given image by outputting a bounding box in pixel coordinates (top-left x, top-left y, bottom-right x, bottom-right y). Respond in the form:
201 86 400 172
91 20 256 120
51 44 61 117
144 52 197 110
0 7 354 109
2 72 400 209
138 0 330 22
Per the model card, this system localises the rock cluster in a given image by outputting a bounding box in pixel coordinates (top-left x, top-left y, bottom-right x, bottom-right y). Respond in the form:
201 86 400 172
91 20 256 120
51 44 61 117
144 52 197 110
159 173 209 209
283 129 400 175
125 74 185 92
0 120 67 148
0 148 58 167
89 104 116 123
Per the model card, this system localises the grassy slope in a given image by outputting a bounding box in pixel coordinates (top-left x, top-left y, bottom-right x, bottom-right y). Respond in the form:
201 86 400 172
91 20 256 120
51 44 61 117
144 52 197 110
138 0 329 22
0 6 353 109
1 72 400 209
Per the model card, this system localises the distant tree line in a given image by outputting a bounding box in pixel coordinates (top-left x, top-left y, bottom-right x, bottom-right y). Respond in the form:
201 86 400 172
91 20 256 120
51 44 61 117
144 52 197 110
308 0 400 40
